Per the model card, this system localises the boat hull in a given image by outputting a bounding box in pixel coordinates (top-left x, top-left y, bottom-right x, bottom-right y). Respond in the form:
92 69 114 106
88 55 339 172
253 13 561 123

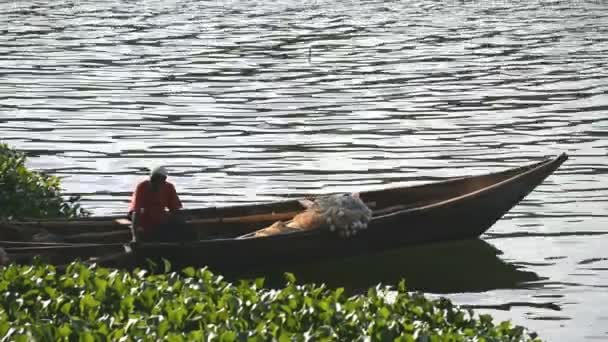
135 153 568 271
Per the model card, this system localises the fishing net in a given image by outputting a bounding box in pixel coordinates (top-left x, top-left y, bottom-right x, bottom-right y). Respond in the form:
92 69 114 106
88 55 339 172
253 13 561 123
250 193 372 238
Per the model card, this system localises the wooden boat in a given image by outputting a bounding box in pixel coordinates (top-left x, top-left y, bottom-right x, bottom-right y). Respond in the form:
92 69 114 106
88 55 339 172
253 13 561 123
0 153 568 271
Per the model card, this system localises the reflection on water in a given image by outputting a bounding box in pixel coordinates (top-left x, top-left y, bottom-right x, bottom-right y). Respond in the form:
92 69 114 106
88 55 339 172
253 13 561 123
229 239 541 295
1 0 607 340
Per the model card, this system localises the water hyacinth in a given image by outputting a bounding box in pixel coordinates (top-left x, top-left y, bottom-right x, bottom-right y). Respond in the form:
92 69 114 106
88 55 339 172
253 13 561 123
0 262 542 341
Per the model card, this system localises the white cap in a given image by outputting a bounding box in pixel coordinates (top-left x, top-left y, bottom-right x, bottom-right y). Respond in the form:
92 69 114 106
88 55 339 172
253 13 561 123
150 166 168 177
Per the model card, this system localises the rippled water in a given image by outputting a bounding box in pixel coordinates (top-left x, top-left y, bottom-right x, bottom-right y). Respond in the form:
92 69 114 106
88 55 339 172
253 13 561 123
1 0 607 339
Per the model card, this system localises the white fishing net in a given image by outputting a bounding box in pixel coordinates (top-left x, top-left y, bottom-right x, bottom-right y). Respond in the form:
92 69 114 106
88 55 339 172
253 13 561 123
302 193 373 238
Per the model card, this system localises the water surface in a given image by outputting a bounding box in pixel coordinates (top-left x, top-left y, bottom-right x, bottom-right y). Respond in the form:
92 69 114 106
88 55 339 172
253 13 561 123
1 0 607 340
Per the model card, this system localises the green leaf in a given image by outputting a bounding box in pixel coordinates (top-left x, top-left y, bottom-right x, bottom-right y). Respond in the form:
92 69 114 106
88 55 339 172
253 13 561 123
378 307 390 319
168 307 187 327
284 272 296 285
157 320 170 337
220 331 237 342
317 300 330 312
58 324 72 338
94 278 108 297
163 259 172 273
14 334 29 342
120 296 135 314
182 267 195 277
333 287 344 300
166 334 184 342
79 294 99 315
60 302 72 316
0 321 9 337
43 286 57 299
188 331 204 340
79 331 95 342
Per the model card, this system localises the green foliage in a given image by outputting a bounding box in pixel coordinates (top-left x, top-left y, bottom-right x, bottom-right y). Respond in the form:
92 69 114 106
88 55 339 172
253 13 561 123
0 143 89 220
0 262 542 341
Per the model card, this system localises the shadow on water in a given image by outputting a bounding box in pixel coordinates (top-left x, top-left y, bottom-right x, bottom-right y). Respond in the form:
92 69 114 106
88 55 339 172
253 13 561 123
222 239 541 295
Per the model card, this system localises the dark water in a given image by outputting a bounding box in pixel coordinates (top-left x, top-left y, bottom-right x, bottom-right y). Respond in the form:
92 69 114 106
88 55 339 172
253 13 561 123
1 0 607 339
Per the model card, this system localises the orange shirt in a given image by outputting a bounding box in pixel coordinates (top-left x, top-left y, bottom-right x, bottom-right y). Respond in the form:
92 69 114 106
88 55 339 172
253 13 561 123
128 180 182 231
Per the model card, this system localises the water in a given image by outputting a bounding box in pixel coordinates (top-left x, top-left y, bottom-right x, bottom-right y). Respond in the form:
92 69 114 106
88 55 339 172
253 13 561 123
1 0 607 339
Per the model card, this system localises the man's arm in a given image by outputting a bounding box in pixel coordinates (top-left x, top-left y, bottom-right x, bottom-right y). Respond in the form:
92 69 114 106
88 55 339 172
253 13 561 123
129 183 146 242
167 183 183 212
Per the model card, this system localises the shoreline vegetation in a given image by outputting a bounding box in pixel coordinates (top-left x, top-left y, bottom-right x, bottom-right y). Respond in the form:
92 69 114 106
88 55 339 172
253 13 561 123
0 143 89 221
0 143 542 341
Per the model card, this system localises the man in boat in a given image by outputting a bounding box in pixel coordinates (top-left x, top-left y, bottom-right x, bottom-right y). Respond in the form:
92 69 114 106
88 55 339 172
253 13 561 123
128 166 189 242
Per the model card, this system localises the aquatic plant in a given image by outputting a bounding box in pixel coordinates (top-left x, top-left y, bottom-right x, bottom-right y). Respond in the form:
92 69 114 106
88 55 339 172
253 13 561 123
0 261 541 341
